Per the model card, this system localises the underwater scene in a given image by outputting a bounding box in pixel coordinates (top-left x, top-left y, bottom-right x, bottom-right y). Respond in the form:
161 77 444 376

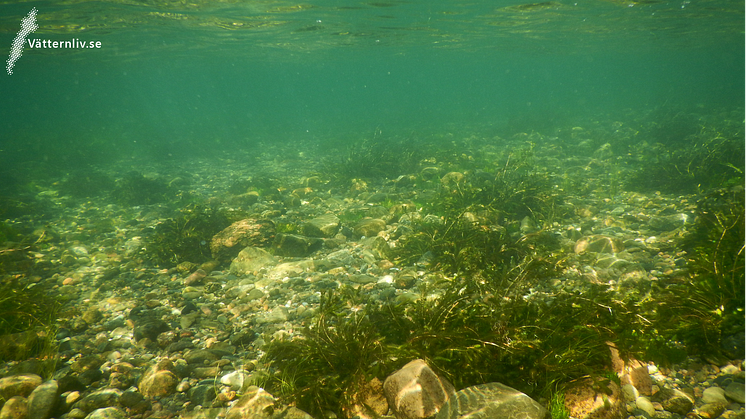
0 0 744 418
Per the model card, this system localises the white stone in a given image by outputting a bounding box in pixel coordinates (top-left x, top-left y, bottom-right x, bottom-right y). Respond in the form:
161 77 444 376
220 371 251 391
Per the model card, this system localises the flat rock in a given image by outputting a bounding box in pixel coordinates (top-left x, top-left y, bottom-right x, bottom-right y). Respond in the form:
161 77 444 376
225 387 276 419
724 382 745 403
353 218 386 238
435 382 548 419
75 389 122 413
302 214 340 238
656 388 694 415
702 386 728 405
230 247 276 276
272 233 323 257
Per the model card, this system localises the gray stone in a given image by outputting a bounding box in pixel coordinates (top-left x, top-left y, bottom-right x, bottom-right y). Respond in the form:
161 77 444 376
255 307 288 324
302 214 340 238
702 387 728 405
272 234 323 257
435 382 548 419
83 407 127 419
384 359 455 419
184 349 221 365
117 390 143 408
635 396 655 417
658 388 694 415
225 387 276 419
353 218 386 238
0 374 42 400
189 384 217 406
75 389 122 413
27 379 58 419
230 247 276 276
724 382 745 403
221 371 251 391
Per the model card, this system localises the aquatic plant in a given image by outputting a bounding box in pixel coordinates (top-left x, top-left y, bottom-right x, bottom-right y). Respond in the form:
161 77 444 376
0 276 62 374
625 124 744 195
262 288 391 419
262 258 629 418
110 171 174 206
324 135 434 183
653 187 745 357
146 204 230 267
57 169 115 198
548 392 570 419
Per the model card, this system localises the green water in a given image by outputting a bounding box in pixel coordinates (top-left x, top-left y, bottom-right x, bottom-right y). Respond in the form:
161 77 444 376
0 0 743 164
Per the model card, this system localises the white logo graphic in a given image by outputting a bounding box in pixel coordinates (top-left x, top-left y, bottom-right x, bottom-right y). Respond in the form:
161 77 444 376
6 7 38 75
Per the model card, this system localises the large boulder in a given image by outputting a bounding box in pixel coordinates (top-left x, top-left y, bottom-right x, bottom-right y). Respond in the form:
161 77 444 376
302 214 341 238
435 382 548 419
383 359 455 419
211 219 275 262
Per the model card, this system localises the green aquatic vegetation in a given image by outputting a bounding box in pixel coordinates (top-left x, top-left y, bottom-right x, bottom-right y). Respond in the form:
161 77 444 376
625 126 744 195
262 265 626 418
653 187 745 356
262 289 390 419
274 222 298 234
146 204 230 267
427 143 564 226
548 392 570 419
395 213 525 275
57 169 115 198
324 136 429 182
0 277 61 369
110 171 174 206
0 221 19 244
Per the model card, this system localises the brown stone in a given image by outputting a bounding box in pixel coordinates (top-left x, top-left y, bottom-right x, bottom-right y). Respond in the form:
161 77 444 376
225 387 276 419
574 236 623 254
345 377 388 419
0 374 42 400
211 219 275 261
564 376 624 419
353 218 386 238
0 396 28 419
184 269 207 286
138 364 179 398
383 359 455 419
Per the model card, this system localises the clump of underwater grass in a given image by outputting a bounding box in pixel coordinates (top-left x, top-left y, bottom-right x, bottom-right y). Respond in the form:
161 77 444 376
261 288 390 419
653 187 745 357
625 123 744 195
146 204 230 267
262 255 633 417
57 168 115 199
324 135 433 182
0 276 62 377
111 171 176 207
